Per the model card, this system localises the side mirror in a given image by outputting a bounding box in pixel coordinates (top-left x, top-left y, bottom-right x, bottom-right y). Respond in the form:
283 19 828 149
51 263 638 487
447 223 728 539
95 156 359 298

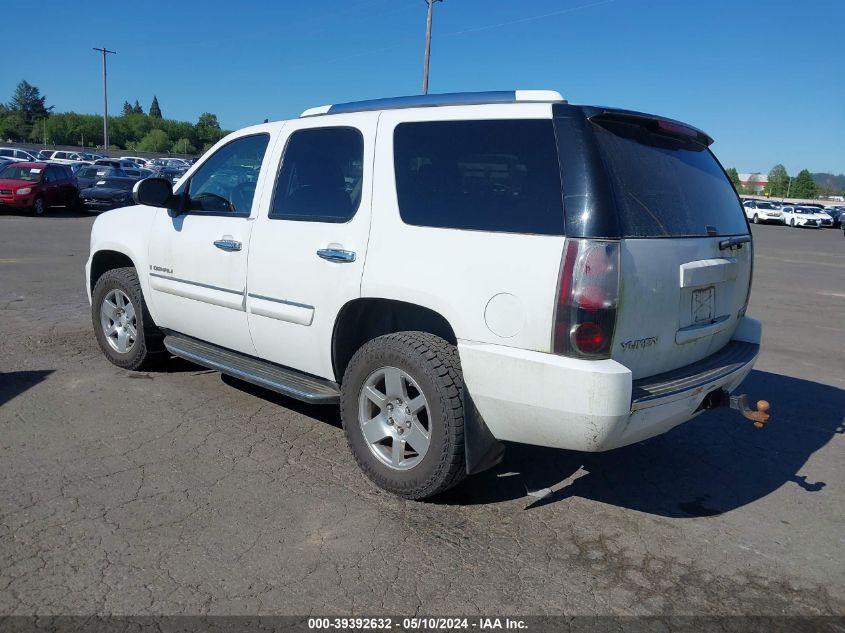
133 177 175 208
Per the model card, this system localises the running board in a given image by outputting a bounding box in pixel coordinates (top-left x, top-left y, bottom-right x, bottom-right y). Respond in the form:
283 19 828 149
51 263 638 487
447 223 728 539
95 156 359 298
163 333 341 404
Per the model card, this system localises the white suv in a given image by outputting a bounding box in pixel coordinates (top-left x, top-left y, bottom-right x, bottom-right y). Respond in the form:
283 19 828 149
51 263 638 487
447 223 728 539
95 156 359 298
85 90 763 499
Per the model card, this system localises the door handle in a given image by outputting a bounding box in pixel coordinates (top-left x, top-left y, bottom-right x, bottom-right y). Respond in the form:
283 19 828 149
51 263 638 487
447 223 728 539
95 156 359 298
213 239 242 252
317 248 356 263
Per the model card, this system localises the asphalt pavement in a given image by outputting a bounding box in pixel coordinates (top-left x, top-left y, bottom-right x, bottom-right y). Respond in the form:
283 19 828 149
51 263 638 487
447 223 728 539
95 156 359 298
0 210 843 616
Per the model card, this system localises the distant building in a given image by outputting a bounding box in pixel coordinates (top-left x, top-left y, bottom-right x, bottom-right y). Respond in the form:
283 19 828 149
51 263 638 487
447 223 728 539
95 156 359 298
738 173 768 193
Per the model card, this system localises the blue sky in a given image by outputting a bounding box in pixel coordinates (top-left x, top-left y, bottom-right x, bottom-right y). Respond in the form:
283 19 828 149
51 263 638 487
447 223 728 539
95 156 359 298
5 0 843 174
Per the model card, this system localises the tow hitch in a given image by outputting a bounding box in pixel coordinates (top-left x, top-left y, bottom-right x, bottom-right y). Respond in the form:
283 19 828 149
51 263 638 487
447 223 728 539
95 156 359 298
701 389 771 428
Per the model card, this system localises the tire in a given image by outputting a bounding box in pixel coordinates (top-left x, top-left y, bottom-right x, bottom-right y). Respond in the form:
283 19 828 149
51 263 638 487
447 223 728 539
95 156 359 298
753 214 759 224
340 332 466 499
32 196 45 215
91 267 166 370
67 194 83 212
790 219 796 227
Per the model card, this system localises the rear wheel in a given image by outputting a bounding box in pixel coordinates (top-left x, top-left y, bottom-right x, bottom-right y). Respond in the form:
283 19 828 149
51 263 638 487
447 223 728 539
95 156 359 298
340 332 466 499
91 267 166 370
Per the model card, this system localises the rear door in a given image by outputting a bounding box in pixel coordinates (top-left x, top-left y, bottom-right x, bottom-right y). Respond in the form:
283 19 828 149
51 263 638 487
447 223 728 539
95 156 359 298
585 113 752 379
246 114 377 380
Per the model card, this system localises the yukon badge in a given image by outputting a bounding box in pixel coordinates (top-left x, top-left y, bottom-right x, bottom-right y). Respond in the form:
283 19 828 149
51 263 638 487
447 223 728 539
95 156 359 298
620 336 658 351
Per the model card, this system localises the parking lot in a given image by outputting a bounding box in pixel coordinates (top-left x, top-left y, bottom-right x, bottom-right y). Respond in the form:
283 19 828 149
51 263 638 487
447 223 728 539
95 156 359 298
0 212 843 616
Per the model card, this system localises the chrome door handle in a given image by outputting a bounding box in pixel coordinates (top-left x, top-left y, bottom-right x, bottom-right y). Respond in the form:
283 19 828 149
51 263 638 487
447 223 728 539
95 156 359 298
213 239 242 252
317 248 356 263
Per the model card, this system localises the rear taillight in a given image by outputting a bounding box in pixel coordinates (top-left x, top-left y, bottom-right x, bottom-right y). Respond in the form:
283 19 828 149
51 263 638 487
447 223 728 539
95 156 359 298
553 239 620 359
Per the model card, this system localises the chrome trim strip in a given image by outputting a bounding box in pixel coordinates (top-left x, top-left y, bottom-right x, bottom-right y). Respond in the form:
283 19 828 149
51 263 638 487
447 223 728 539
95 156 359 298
149 272 242 296
247 293 313 310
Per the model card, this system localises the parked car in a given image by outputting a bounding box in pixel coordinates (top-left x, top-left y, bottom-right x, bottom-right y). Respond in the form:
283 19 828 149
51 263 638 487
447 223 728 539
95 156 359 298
824 206 845 228
122 167 155 180
68 161 93 174
0 162 79 214
93 158 144 171
80 177 137 212
120 156 147 165
810 208 834 228
0 147 39 162
149 157 190 169
743 199 784 224
781 205 820 228
154 165 188 184
42 150 86 165
76 166 129 190
85 90 763 499
34 150 54 161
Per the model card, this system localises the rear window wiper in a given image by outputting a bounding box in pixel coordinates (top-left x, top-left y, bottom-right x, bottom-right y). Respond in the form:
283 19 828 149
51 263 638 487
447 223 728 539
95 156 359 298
719 235 751 250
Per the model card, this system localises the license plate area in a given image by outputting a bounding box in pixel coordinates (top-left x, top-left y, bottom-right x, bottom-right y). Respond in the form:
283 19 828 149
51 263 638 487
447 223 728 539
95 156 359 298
692 286 715 324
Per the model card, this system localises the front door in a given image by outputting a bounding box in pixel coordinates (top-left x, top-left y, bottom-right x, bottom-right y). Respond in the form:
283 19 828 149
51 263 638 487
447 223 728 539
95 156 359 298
246 114 377 380
146 132 274 355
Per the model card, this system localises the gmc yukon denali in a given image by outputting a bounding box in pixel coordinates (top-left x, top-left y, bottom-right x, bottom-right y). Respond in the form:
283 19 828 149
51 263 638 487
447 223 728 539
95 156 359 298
85 90 768 499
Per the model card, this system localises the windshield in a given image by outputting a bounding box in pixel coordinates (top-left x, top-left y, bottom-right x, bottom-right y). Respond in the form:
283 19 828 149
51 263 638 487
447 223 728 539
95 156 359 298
0 165 42 182
588 117 748 237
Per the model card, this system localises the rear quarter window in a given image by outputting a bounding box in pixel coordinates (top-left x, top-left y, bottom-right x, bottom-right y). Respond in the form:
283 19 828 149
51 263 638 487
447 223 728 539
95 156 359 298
393 120 564 235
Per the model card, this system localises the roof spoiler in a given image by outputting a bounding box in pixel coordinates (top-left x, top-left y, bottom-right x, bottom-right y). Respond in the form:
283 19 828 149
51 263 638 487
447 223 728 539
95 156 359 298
586 108 714 147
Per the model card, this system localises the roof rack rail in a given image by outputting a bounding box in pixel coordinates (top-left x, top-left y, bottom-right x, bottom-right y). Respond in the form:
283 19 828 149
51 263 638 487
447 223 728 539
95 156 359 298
300 90 565 117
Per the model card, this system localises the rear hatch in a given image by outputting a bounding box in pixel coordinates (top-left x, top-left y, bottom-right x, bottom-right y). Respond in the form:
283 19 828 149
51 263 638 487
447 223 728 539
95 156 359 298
558 108 752 380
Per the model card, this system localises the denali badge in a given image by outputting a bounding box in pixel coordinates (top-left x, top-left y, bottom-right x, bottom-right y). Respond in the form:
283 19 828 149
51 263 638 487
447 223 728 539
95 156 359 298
620 336 658 351
151 265 174 274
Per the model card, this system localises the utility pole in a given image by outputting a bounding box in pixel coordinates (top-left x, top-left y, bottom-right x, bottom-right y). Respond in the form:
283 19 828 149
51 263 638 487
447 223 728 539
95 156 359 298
422 0 442 94
93 47 116 153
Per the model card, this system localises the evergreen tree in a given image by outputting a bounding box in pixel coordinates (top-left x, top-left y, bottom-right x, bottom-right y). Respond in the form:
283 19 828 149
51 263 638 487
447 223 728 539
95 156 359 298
790 169 817 199
726 167 741 191
133 100 144 114
767 164 789 197
122 101 133 116
149 96 162 118
8 80 51 124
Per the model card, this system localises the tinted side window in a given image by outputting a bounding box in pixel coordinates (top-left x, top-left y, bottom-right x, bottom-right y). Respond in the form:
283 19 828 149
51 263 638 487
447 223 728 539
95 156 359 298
393 120 564 235
187 134 269 214
270 127 363 223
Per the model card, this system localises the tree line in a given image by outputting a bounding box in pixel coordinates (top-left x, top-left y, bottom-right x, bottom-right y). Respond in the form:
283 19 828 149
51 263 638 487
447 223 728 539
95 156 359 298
725 165 830 199
0 80 230 155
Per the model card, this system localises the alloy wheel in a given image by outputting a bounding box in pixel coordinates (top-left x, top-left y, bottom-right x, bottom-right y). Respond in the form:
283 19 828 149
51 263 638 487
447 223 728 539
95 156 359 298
99 289 137 353
358 366 431 471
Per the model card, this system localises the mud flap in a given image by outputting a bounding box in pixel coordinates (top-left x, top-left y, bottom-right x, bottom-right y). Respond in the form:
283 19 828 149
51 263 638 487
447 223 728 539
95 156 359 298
464 390 505 475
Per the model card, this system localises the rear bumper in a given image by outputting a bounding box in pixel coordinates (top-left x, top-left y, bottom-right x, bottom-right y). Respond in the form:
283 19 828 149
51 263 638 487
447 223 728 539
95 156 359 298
458 317 762 452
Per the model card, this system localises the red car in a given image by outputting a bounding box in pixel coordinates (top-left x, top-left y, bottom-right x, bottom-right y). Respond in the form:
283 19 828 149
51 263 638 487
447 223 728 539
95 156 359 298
0 162 80 214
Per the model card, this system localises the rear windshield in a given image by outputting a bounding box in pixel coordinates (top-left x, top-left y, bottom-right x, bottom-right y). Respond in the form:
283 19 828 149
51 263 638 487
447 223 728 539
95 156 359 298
591 119 748 237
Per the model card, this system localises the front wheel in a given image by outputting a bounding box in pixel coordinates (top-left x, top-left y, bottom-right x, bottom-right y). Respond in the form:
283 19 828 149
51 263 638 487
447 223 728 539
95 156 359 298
753 214 760 224
32 196 45 215
91 267 166 370
340 332 467 499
